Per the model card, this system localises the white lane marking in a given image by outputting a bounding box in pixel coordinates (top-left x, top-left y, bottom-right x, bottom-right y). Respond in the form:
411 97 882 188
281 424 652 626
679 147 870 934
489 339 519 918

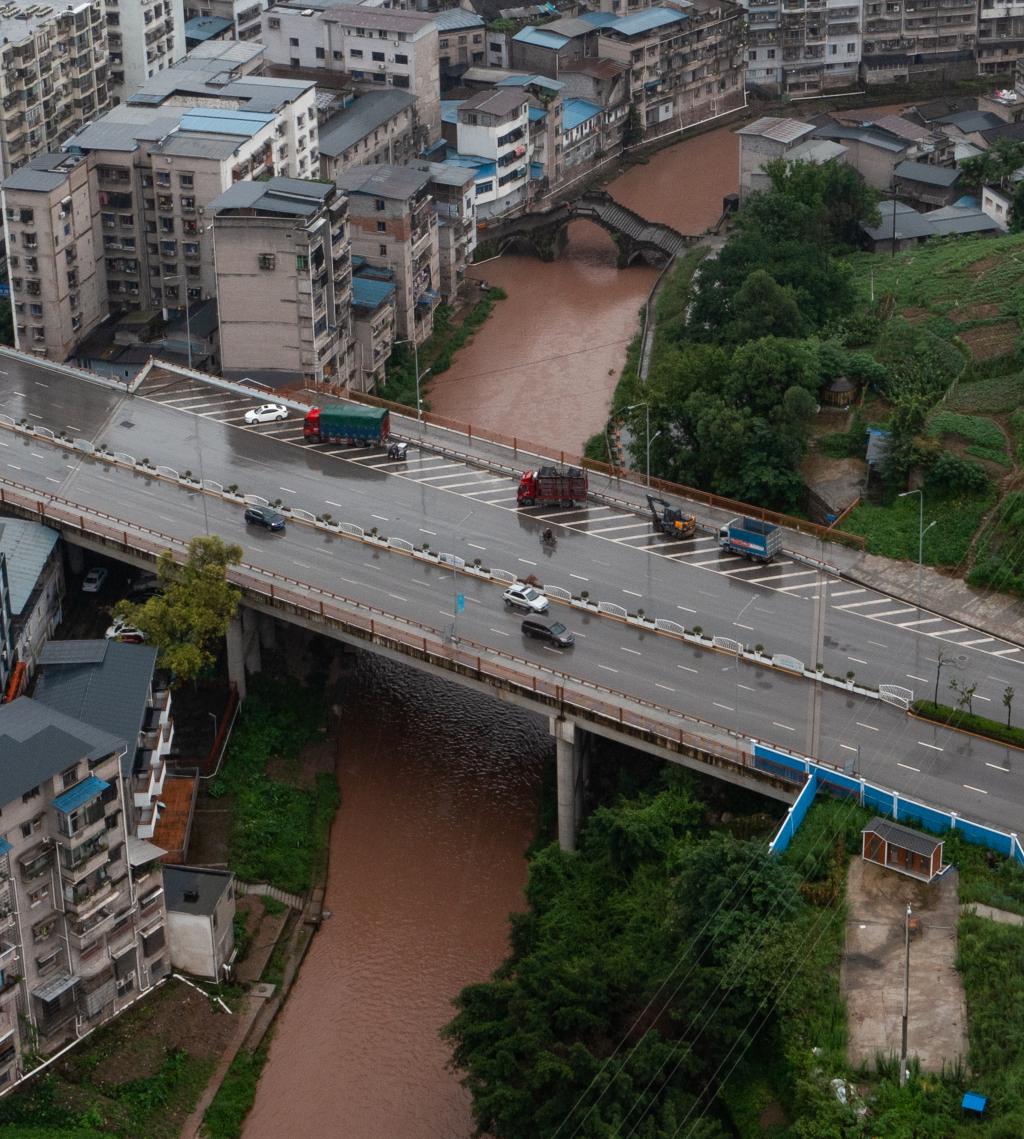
957 637 995 647
279 486 296 494
840 744 858 752
986 762 1010 772
713 702 734 711
468 542 487 551
868 640 888 648
836 599 892 609
656 683 675 692
897 617 944 628
677 664 698 675
65 424 82 431
772 721 795 732
738 683 755 692
6 464 20 470
371 514 389 521
918 741 944 752
926 627 974 639
857 722 879 731
440 477 506 489
570 573 589 582
778 581 823 592
518 558 537 566
872 607 917 618
489 628 510 637
906 674 928 682
829 588 865 598
992 648 1021 656
325 500 343 508
691 557 731 567
734 622 754 631
418 528 437 536
622 588 642 597
33 381 48 387
963 784 988 795
974 695 991 702
30 452 45 458
293 561 312 570
0 442 7 447
541 507 616 520
598 664 618 673
848 657 868 665
747 570 818 584
586 521 652 534
621 647 641 656
46 476 60 483
897 762 920 772
677 605 697 614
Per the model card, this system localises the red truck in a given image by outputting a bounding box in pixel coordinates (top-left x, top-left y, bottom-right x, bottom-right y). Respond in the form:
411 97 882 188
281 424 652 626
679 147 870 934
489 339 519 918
517 466 588 508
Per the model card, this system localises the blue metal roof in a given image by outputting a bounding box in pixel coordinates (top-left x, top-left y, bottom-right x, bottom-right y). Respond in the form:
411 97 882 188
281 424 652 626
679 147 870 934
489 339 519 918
185 15 233 41
528 106 547 122
352 276 396 309
512 25 568 48
436 7 485 30
578 10 619 25
612 7 687 35
563 98 602 131
0 838 11 857
179 108 275 137
441 100 462 125
53 775 110 815
496 73 564 91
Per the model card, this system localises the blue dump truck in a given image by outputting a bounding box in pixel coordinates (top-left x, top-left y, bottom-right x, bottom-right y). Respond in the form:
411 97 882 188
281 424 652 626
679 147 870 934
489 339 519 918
718 517 782 562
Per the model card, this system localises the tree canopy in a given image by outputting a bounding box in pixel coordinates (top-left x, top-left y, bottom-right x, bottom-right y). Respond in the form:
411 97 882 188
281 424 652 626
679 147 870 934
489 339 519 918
114 534 242 684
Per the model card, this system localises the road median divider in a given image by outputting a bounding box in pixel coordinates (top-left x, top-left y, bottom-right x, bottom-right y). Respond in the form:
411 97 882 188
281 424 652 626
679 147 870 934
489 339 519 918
911 699 1024 751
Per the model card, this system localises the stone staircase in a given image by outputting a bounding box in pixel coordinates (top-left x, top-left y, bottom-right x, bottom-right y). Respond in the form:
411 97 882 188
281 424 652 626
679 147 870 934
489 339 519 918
573 192 690 259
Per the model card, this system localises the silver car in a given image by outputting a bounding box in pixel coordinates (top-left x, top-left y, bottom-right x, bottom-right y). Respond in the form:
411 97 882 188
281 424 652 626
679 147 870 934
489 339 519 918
503 584 549 613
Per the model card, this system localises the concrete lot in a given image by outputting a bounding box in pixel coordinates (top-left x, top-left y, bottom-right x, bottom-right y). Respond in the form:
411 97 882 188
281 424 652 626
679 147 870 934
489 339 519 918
842 858 967 1072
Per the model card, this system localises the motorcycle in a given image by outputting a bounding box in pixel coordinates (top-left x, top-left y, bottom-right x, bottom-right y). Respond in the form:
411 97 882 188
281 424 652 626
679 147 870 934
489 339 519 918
387 441 408 461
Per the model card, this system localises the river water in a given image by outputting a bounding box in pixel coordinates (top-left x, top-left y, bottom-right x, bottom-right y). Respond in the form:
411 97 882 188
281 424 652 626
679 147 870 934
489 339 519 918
244 125 741 1139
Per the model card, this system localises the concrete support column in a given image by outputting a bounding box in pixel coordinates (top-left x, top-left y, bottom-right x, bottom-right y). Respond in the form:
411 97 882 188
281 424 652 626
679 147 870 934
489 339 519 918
552 716 586 853
242 607 262 676
226 615 246 701
259 612 277 651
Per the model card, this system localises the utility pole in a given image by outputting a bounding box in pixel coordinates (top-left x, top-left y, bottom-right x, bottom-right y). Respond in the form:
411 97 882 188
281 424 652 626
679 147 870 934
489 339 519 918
900 901 912 1087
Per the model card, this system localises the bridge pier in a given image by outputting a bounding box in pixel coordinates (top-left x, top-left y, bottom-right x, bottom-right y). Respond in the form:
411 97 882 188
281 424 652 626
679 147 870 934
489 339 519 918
552 717 589 852
226 607 263 700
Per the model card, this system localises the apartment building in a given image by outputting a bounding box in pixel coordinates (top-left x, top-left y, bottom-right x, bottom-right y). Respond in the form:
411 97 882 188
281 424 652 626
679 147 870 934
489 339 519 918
978 0 1024 74
351 270 396 392
1 45 317 360
860 0 977 86
747 0 862 93
0 697 170 1078
211 176 354 386
0 519 63 677
454 87 533 217
0 0 110 181
408 160 477 300
317 90 418 182
184 0 269 42
261 2 441 144
106 0 186 102
1 151 104 360
437 6 487 86
339 164 440 346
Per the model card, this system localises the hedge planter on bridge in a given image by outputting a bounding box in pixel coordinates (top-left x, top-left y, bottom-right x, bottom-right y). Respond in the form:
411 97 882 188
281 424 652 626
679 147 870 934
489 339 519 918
912 699 1024 750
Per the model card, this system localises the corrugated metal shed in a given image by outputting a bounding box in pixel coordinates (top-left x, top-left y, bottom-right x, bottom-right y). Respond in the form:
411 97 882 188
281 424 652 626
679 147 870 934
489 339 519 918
0 520 59 616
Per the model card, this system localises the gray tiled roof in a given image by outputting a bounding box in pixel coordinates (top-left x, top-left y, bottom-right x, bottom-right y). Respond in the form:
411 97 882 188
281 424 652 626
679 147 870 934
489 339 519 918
0 519 59 615
0 697 124 805
338 163 430 200
894 159 960 187
164 865 234 916
863 817 942 858
211 176 334 216
33 640 158 779
317 90 416 158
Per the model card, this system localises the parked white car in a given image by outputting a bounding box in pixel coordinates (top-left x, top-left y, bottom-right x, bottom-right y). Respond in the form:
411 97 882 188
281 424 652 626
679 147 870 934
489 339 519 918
503 584 549 613
105 619 146 643
244 403 288 425
82 567 108 593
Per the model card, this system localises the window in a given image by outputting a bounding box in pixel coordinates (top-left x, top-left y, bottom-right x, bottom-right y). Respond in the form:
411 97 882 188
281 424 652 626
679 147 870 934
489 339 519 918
258 253 276 270
378 243 387 256
472 34 482 43
62 765 79 789
350 47 363 58
269 16 280 28
22 786 39 804
749 49 756 60
179 173 194 187
394 52 408 63
28 885 49 908
392 74 409 88
376 220 386 232
289 36 298 45
371 50 384 61
847 42 856 51
439 37 449 48
296 254 309 271
333 50 342 60
315 46 325 59
374 197 386 211
476 180 493 195
767 47 775 58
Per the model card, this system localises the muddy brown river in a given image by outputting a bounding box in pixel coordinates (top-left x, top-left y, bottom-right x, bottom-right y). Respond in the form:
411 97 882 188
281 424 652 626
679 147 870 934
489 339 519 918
243 125 740 1139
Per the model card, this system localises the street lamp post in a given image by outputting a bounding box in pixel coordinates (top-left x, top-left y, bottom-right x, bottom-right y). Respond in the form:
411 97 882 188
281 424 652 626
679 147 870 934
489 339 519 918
624 402 659 487
897 488 932 608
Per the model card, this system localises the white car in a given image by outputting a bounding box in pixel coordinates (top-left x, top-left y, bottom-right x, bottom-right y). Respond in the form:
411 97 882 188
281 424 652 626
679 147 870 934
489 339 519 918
105 619 146 644
503 584 549 613
82 567 108 593
244 403 288 425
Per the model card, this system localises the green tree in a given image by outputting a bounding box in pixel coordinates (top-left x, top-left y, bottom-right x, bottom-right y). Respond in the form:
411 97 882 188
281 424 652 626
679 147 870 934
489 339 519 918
622 104 644 147
762 156 881 248
115 534 242 683
0 299 12 347
960 138 1024 193
726 270 804 344
1011 180 1024 233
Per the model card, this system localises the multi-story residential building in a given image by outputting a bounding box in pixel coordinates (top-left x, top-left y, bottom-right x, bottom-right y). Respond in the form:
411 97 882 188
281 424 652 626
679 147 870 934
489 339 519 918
184 0 270 42
0 520 64 679
0 696 170 1079
748 0 862 94
317 90 418 182
33 639 175 844
351 269 396 392
437 7 488 87
339 164 440 346
105 0 186 103
1 151 103 360
860 0 977 86
453 87 533 217
978 0 1024 75
261 2 441 145
409 161 477 300
211 176 354 386
737 115 818 198
0 0 110 181
1 44 316 361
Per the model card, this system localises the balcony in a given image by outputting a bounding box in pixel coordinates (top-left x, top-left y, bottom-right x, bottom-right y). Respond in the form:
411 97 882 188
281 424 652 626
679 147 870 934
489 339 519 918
64 879 118 921
68 907 116 951
60 838 110 886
